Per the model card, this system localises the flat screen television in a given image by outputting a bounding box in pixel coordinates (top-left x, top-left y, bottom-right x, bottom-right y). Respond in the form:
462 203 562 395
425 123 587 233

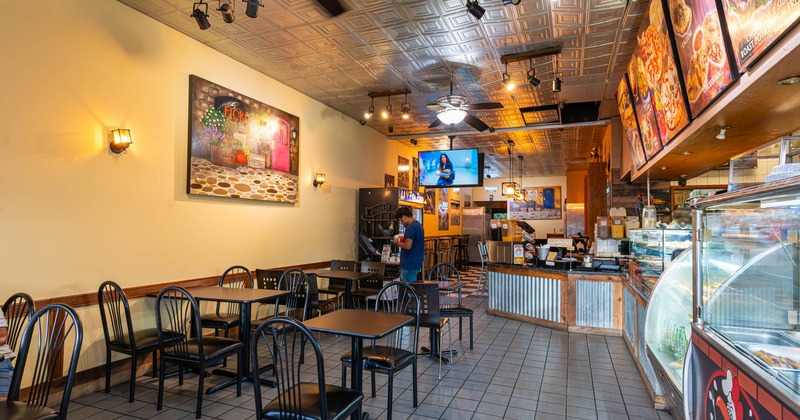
418 149 483 188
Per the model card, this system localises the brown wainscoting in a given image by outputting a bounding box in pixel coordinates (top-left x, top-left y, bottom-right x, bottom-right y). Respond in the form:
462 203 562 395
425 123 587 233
33 261 331 310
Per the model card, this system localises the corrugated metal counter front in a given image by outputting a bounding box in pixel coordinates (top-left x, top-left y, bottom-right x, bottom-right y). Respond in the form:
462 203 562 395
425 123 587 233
488 264 625 335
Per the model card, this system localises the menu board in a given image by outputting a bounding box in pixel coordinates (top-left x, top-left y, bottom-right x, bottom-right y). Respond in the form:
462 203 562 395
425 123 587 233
667 0 734 115
721 0 800 70
616 77 647 169
638 0 690 143
627 47 663 160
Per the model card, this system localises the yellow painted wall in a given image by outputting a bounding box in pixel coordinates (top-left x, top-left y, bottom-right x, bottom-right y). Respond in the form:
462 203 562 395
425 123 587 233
0 0 406 375
421 188 464 237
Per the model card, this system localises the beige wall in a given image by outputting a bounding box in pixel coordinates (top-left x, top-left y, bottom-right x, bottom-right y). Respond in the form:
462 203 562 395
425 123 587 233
0 0 407 374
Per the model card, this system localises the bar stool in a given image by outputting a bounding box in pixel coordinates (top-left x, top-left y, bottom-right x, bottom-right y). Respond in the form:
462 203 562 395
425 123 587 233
454 235 470 270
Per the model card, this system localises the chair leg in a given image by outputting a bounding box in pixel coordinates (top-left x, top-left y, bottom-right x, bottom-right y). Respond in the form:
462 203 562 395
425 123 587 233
412 360 418 408
178 362 184 386
371 371 377 398
196 363 205 419
437 329 442 380
469 316 474 349
459 318 463 341
341 361 347 387
129 352 138 403
222 326 229 368
104 348 111 394
387 370 394 420
236 351 242 397
157 355 165 411
152 350 158 377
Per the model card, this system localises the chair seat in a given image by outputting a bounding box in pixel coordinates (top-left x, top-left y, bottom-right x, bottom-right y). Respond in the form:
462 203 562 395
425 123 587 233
110 328 183 352
164 336 243 361
419 317 448 330
0 401 59 420
341 345 414 369
263 383 363 420
440 305 473 316
199 313 240 327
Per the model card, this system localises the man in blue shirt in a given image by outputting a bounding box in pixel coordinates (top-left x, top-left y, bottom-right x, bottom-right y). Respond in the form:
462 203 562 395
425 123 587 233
394 206 424 282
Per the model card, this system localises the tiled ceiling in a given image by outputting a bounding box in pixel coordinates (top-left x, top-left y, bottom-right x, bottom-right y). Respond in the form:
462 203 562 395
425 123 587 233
118 0 649 176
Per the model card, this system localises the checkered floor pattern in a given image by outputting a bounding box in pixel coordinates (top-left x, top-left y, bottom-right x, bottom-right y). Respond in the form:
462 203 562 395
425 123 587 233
456 265 488 297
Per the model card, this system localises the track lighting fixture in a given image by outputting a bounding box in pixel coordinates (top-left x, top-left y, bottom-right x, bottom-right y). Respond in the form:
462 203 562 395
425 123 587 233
191 2 211 30
526 57 540 86
716 126 729 140
503 0 522 4
244 0 262 18
552 77 561 92
218 0 235 23
381 95 392 119
502 63 515 91
401 93 410 119
364 97 374 119
466 0 486 20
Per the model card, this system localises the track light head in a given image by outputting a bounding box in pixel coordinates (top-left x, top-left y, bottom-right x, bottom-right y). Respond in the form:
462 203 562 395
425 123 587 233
219 2 235 23
503 73 515 91
551 77 562 93
191 2 211 30
716 126 729 140
526 69 540 86
364 105 374 120
244 0 261 18
402 103 410 119
466 0 485 20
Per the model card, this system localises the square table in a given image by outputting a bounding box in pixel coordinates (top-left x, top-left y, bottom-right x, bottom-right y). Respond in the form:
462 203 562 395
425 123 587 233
304 269 377 309
303 309 413 420
157 286 290 393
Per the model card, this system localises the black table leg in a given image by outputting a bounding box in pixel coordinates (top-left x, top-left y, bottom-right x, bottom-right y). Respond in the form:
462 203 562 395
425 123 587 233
351 336 368 420
419 327 456 363
344 281 353 309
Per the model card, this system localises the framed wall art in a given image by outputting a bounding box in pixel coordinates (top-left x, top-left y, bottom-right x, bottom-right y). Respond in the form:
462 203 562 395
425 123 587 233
508 186 563 220
397 156 410 189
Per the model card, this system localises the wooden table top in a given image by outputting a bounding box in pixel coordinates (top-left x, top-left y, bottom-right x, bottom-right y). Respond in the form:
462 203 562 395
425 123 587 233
303 309 412 339
415 281 467 290
151 286 290 304
304 269 377 280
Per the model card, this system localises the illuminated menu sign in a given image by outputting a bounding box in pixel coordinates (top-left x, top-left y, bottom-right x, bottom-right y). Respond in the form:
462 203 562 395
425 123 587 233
667 0 734 115
721 0 800 70
616 77 647 169
627 46 663 160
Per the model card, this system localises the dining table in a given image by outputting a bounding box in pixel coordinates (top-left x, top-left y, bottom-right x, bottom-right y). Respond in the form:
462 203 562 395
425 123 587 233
304 269 378 309
303 309 413 420
150 286 290 393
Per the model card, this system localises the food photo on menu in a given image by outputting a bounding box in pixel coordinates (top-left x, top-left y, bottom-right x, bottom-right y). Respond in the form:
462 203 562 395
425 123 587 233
668 0 733 116
721 0 800 70
627 48 663 160
616 77 647 169
637 0 689 145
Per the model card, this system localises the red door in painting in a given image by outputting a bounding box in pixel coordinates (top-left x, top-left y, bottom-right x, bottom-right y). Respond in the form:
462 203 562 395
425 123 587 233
271 118 290 172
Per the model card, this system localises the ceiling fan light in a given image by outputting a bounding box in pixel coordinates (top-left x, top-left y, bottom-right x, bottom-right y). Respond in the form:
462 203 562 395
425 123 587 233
466 0 485 20
437 109 467 125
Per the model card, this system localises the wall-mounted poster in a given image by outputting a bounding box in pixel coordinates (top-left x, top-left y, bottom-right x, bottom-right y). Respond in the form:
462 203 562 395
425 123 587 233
627 49 663 160
187 75 299 203
438 200 450 230
668 0 734 116
438 188 448 202
616 77 647 169
720 0 800 71
638 0 690 143
450 200 461 226
423 190 436 215
384 174 395 188
412 157 419 191
508 187 563 220
397 156 409 189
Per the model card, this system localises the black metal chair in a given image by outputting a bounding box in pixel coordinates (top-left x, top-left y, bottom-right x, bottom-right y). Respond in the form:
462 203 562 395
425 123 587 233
200 265 250 367
341 281 420 420
319 260 357 308
252 317 363 420
306 274 337 319
428 262 473 350
410 282 452 379
351 261 385 308
476 241 490 294
155 286 243 419
251 268 311 332
0 303 82 420
1 293 34 355
98 281 181 403
254 269 285 320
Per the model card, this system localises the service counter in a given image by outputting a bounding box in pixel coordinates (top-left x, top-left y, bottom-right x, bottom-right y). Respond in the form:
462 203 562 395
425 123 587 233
487 263 625 335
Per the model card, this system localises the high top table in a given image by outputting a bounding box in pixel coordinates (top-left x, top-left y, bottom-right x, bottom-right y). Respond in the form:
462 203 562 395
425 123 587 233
304 309 413 420
304 269 377 309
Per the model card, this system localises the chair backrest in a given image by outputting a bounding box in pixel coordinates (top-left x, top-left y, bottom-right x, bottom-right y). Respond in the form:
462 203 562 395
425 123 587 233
409 282 441 329
98 281 136 349
216 265 252 317
330 260 357 271
459 235 470 247
251 318 328 419
2 293 34 354
360 261 385 276
428 263 461 283
155 286 204 360
276 269 310 321
305 274 321 318
254 269 284 290
9 303 82 417
478 241 489 263
374 282 420 351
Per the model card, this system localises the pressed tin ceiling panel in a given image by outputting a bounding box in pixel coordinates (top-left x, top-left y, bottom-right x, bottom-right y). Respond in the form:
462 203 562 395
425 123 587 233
118 0 640 176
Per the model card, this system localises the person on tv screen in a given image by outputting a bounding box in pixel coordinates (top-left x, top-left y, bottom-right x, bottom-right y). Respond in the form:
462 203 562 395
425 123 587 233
436 153 455 186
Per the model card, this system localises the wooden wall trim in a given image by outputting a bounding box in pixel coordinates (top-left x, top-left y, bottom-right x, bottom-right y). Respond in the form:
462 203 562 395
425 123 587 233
488 264 569 281
33 261 330 310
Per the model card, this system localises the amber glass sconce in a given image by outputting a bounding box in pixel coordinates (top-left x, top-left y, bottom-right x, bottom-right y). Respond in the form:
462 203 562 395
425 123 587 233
110 129 133 154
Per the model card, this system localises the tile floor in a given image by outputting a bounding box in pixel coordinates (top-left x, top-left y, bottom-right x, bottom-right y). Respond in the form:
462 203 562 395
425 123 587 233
69 292 674 420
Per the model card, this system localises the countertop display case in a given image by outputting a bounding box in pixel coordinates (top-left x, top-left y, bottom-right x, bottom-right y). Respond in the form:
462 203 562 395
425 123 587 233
685 178 800 419
629 228 692 276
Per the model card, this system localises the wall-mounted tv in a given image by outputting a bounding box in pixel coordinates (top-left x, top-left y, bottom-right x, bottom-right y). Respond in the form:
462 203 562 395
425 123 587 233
418 149 484 188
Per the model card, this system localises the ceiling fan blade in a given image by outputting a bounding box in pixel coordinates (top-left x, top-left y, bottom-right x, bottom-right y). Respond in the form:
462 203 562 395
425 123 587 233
469 102 504 110
463 113 490 132
429 118 444 129
315 0 345 16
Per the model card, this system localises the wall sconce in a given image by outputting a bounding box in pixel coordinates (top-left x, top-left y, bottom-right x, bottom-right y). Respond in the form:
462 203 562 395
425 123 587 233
110 129 133 154
313 173 326 188
291 127 297 140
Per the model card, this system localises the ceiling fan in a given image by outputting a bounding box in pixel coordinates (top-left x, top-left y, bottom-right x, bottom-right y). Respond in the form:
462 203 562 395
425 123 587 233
426 81 503 132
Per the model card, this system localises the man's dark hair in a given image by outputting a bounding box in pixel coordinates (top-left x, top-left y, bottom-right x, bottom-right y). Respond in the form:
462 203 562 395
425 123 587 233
396 207 413 219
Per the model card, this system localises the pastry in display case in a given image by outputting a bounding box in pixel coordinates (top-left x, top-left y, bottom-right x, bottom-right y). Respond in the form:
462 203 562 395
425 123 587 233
645 247 692 418
685 179 800 419
629 228 693 276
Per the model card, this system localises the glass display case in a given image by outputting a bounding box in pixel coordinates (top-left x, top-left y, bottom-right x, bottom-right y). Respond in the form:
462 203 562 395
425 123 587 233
629 228 693 276
695 179 800 395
